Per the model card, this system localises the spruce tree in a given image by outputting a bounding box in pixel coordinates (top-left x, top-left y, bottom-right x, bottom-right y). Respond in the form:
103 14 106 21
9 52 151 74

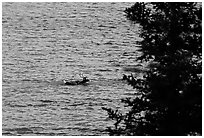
103 2 202 136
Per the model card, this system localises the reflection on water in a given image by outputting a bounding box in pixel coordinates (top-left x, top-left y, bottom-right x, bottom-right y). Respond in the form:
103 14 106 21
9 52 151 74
2 2 142 136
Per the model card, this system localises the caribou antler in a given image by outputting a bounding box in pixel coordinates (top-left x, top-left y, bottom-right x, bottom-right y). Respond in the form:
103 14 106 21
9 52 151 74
79 73 82 78
79 73 86 78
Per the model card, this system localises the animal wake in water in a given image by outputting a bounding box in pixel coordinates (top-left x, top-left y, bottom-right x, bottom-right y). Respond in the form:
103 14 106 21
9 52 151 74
63 74 89 85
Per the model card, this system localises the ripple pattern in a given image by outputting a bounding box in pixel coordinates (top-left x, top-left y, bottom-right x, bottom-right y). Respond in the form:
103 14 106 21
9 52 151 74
2 2 142 136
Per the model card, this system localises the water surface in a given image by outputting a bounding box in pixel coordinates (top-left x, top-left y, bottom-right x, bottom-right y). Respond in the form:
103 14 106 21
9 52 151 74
2 2 141 136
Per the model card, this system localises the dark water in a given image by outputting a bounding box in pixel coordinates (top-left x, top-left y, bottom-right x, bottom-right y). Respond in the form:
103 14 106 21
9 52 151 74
2 2 142 136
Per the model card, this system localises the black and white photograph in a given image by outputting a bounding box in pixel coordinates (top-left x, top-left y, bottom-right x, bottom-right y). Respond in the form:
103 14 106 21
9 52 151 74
2 1 202 136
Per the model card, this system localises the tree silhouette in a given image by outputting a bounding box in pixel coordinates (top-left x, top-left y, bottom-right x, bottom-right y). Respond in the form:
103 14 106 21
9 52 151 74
102 2 202 136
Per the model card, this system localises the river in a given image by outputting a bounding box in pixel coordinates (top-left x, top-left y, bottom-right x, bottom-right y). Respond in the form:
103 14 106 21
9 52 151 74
2 2 142 136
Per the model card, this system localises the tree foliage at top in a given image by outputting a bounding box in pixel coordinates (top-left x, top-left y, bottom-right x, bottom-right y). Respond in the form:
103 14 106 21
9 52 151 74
102 2 202 136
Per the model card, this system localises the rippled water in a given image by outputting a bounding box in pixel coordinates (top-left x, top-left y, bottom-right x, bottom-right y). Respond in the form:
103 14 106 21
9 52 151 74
2 2 142 136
